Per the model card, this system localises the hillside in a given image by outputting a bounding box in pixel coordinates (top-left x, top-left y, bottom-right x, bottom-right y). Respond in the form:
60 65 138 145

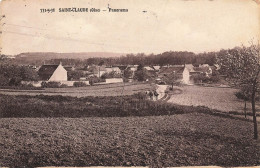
14 52 125 60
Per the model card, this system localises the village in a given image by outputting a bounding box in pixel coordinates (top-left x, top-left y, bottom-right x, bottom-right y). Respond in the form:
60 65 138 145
21 62 221 89
0 0 260 167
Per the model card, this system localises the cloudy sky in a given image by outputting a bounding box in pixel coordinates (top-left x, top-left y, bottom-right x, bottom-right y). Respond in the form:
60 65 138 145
0 0 259 55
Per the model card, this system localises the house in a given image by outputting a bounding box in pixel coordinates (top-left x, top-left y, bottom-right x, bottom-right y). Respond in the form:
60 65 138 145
38 63 67 81
153 65 161 71
158 64 214 85
182 64 194 84
144 66 155 71
183 64 213 84
159 65 185 77
127 65 138 72
105 66 122 74
117 65 128 71
159 65 185 83
199 64 210 68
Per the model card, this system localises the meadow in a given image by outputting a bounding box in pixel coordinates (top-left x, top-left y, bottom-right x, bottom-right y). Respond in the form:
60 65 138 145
0 82 152 97
0 113 259 167
0 85 260 167
168 85 260 113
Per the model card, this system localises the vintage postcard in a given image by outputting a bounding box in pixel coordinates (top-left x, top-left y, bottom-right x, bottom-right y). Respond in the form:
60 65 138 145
0 0 260 167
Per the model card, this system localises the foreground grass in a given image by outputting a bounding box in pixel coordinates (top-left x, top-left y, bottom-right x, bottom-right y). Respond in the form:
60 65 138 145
0 113 259 167
0 82 152 97
168 85 250 112
0 94 259 167
0 94 208 118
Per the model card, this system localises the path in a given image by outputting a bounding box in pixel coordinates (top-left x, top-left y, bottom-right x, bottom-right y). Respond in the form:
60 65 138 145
156 84 168 101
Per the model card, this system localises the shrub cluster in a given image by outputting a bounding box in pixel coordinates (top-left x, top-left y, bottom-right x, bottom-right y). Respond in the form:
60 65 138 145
88 76 105 85
0 92 243 119
73 81 87 87
0 83 42 90
41 81 61 88
41 82 68 88
0 93 202 118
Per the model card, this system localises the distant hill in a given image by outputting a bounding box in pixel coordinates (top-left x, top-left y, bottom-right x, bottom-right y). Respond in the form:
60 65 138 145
15 52 126 60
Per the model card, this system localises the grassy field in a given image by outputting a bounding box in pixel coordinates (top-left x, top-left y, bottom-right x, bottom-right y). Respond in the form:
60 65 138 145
168 85 260 113
1 85 260 167
0 113 259 167
0 82 152 97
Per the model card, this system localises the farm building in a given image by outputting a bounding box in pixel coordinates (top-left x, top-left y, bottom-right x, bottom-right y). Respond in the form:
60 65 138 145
159 64 213 84
183 64 213 84
105 66 122 74
38 63 67 81
159 65 185 83
153 65 161 71
144 66 155 71
199 64 210 68
127 65 138 72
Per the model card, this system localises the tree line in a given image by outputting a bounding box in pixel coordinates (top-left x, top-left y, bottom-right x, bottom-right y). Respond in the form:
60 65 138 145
9 50 219 66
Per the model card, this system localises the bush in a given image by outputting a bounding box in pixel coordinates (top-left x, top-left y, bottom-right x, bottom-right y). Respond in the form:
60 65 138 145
0 83 43 90
9 77 22 86
123 78 129 82
0 93 243 118
73 82 87 87
235 90 259 101
60 84 69 88
101 71 121 79
0 74 9 86
41 81 61 88
88 76 105 85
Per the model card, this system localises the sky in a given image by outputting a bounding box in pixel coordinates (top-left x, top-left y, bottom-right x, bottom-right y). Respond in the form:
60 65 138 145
0 0 259 55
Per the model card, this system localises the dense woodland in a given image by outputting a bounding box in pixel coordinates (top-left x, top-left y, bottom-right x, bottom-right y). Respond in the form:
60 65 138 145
6 49 233 67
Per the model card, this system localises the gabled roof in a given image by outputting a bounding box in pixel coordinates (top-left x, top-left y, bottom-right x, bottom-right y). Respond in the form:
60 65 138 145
214 64 220 70
144 66 155 71
199 64 210 67
193 66 211 74
38 65 59 80
117 65 128 70
160 66 185 74
184 64 194 72
153 66 161 70
106 67 121 71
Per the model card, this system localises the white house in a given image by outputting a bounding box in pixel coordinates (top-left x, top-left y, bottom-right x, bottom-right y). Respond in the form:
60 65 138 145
105 67 122 74
144 66 155 71
182 64 194 84
38 63 67 81
153 66 161 71
128 65 138 72
183 64 213 84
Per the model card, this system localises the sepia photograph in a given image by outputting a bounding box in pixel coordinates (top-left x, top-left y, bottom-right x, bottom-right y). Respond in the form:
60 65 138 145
0 0 260 167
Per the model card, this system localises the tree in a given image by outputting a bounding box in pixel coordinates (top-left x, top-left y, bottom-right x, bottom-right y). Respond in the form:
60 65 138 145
217 43 260 139
123 68 133 79
101 71 121 79
0 63 39 86
68 71 84 80
164 72 178 89
134 69 149 81
235 86 251 118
